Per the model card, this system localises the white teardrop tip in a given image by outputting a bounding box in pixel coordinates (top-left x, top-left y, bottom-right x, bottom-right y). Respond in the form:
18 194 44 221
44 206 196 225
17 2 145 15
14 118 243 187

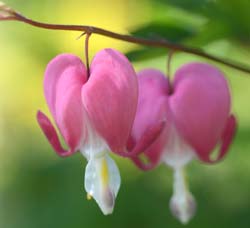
170 192 196 224
84 154 121 215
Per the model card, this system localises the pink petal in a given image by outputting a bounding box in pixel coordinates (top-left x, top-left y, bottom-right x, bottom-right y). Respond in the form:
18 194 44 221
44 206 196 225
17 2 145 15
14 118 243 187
115 119 166 158
37 111 75 157
44 54 87 117
131 123 167 170
129 69 171 169
82 49 138 153
42 54 87 153
199 114 237 163
170 62 231 160
220 115 237 157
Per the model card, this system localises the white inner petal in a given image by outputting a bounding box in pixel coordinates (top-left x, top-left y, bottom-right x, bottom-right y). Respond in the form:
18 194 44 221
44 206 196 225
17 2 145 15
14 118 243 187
161 126 197 223
79 111 121 215
170 167 196 224
84 154 121 215
162 126 196 168
80 110 109 160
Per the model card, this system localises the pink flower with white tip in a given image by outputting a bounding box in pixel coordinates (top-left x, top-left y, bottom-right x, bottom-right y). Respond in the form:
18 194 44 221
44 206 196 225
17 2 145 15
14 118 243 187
130 63 236 224
37 48 163 215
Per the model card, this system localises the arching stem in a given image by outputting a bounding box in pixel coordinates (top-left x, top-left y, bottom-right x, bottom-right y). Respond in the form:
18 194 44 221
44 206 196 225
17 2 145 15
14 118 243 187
1 2 250 74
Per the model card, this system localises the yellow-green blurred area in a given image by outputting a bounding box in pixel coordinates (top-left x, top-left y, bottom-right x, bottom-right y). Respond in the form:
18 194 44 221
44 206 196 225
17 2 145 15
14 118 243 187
0 0 250 227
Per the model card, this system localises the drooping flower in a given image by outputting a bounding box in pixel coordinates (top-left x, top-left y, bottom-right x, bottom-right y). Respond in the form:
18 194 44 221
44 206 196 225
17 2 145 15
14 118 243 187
130 63 236 224
37 48 143 215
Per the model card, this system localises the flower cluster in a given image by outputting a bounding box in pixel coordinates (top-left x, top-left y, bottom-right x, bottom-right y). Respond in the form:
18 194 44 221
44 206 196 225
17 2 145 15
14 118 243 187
37 48 236 223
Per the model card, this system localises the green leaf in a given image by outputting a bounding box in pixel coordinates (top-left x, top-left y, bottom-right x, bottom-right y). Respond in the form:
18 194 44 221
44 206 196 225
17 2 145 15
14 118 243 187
126 48 168 62
130 22 196 43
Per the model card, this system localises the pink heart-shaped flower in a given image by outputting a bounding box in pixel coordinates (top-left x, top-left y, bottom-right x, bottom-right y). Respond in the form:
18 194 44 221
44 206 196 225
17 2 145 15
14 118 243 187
131 62 236 169
170 62 236 162
37 49 138 156
130 62 236 224
37 49 140 215
36 48 165 214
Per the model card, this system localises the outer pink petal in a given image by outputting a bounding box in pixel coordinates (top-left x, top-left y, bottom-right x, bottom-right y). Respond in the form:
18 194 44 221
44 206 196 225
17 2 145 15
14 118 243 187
199 114 237 163
219 115 237 158
37 111 75 157
170 62 231 161
44 54 87 117
125 119 166 157
82 49 138 153
130 69 171 169
41 54 87 154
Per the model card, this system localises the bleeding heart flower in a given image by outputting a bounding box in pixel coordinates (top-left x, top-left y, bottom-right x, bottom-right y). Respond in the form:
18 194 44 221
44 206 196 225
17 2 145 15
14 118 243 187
130 63 236 224
37 48 141 215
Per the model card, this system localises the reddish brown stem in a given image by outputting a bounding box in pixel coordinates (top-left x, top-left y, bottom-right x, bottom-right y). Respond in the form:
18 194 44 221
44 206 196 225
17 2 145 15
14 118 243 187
85 33 91 78
1 5 250 74
167 50 175 78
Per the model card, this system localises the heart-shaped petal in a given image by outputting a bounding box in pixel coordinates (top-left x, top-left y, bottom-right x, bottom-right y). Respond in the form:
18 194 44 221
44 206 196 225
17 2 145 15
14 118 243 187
82 49 138 153
130 69 171 169
40 54 88 154
170 62 231 161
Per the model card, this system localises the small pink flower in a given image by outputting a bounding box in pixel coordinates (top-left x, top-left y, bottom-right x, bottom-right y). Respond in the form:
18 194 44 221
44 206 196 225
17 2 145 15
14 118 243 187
37 49 140 214
130 63 236 223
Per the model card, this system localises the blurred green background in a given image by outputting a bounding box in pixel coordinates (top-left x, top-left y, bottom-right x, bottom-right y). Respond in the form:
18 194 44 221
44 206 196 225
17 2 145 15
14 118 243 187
0 0 250 227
